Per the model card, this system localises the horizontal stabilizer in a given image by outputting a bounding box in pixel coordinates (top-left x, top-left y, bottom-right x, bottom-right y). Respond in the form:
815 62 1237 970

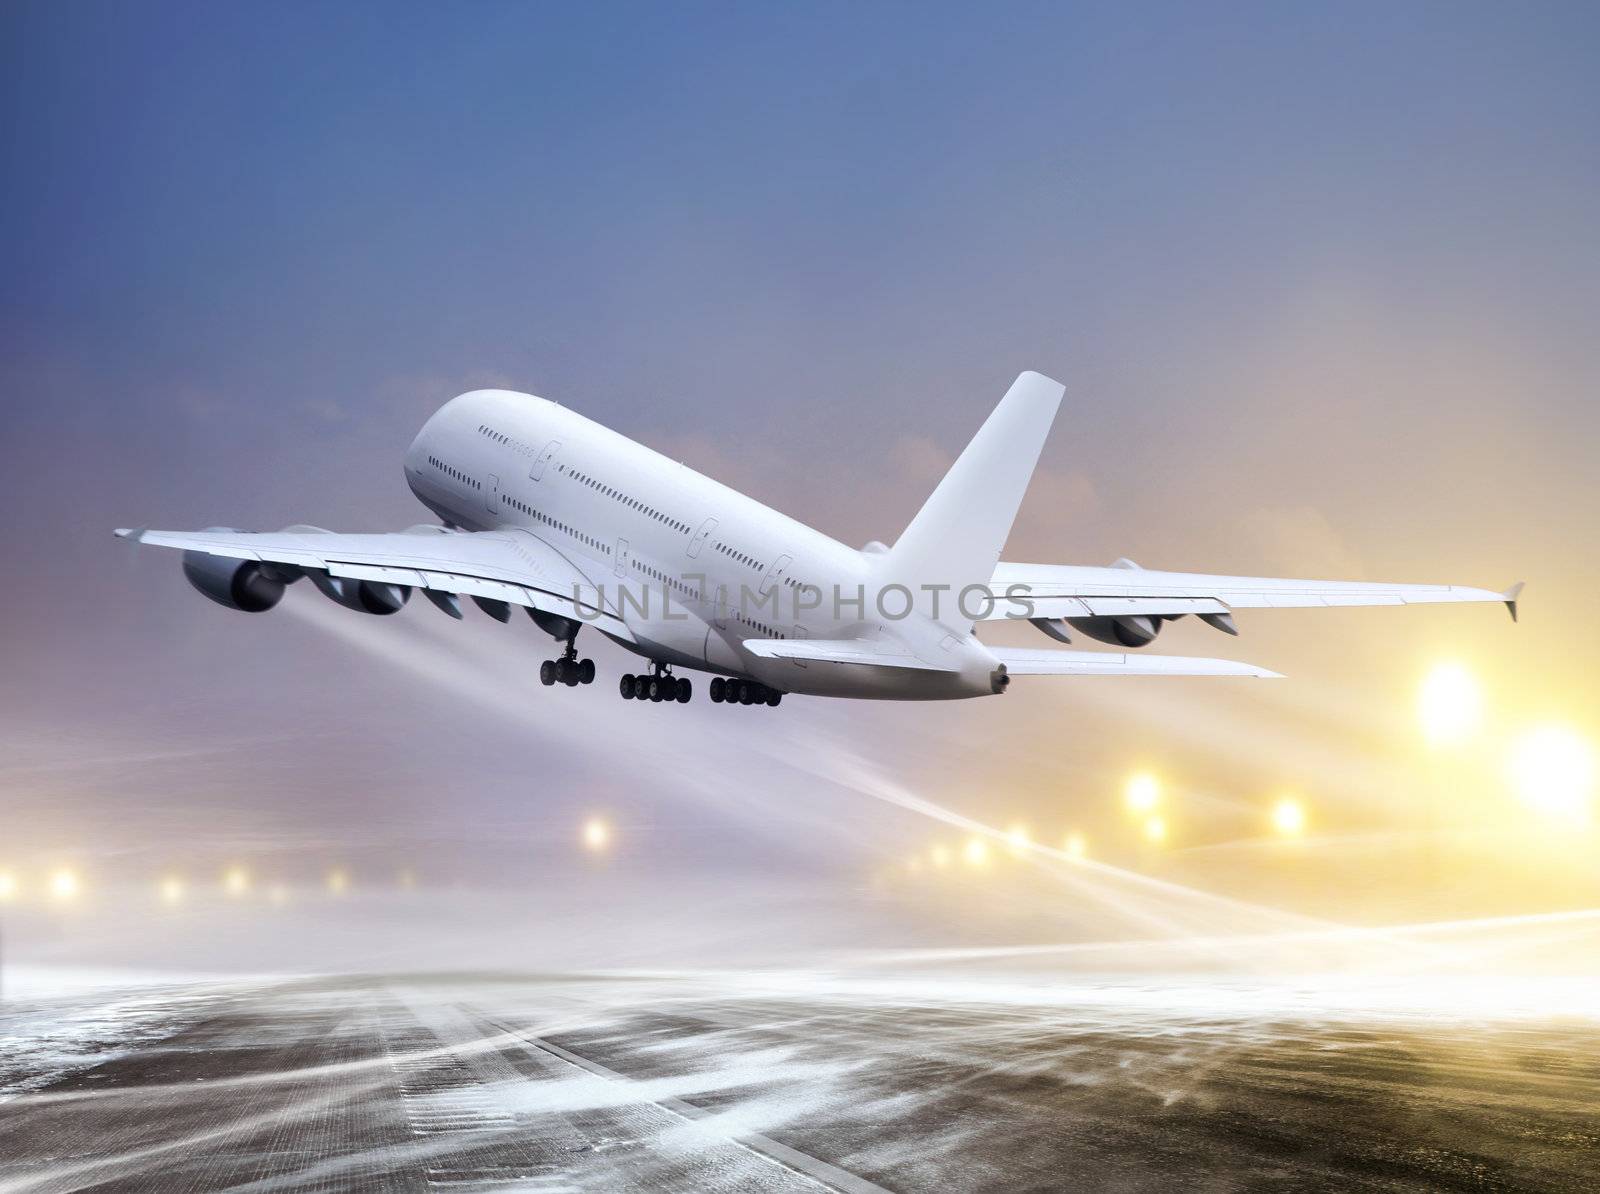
742 638 949 672
991 646 1280 678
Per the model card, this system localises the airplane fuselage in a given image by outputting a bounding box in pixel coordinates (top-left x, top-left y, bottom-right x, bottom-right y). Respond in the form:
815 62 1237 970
402 389 1001 699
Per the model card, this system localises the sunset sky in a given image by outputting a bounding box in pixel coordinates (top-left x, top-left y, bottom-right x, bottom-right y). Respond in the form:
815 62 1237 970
2 3 1596 979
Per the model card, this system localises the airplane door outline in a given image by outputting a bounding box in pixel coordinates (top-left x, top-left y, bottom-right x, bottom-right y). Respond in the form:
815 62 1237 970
530 440 561 481
614 538 630 578
687 517 718 558
486 473 501 513
760 553 793 596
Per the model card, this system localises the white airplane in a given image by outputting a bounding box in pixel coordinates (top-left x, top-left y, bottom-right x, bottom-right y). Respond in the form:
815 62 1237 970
117 372 1520 706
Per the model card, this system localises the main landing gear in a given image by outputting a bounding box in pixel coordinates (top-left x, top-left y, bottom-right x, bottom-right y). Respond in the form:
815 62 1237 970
709 678 783 707
539 639 595 687
620 665 691 704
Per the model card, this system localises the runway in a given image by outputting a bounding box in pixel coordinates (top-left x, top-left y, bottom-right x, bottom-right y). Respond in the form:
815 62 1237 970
1 973 1595 1192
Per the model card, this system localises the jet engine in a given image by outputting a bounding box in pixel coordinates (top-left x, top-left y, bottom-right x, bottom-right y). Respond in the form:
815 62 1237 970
182 552 296 613
309 571 412 615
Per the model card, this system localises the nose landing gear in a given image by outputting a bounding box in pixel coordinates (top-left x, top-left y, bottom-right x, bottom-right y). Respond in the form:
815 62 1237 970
620 665 691 704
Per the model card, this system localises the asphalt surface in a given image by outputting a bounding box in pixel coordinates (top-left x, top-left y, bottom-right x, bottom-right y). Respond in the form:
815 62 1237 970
1 974 1595 1192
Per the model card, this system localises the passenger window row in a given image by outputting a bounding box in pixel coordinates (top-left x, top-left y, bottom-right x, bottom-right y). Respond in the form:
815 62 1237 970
478 424 535 458
564 466 691 534
714 542 764 571
428 455 481 490
505 495 610 555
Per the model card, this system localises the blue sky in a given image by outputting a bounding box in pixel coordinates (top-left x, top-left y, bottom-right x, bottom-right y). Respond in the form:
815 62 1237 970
2 3 1597 972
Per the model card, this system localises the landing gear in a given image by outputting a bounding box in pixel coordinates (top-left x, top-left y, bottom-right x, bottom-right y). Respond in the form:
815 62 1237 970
540 634 594 687
620 664 692 704
709 677 783 707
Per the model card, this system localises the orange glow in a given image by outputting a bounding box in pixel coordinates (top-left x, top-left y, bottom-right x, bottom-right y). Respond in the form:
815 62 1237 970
1419 662 1484 747
1271 797 1307 838
1125 773 1161 814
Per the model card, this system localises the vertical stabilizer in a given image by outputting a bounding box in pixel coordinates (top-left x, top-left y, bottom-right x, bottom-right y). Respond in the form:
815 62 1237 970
885 371 1065 629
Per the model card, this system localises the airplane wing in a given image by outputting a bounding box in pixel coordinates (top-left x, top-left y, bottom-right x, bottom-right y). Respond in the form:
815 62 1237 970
985 561 1523 624
989 647 1279 678
114 525 636 641
744 638 1278 678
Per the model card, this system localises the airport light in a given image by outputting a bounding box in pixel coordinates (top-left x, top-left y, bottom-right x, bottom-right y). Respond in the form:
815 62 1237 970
582 817 610 852
327 867 349 895
1418 662 1484 747
1507 725 1595 825
223 866 250 897
1143 815 1167 845
0 872 15 902
1006 823 1030 853
1125 773 1161 814
1063 832 1087 862
1271 796 1307 838
49 868 79 901
159 876 185 905
963 837 989 867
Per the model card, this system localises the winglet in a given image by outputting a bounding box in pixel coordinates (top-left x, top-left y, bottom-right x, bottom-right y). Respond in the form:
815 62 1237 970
1502 581 1525 623
114 527 146 542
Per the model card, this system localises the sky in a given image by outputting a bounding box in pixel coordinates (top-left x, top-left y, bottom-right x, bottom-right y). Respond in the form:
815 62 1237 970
1 2 1597 980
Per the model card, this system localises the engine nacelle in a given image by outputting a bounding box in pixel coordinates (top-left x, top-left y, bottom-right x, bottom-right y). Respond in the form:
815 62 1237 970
182 552 291 613
1065 614 1162 648
309 571 411 615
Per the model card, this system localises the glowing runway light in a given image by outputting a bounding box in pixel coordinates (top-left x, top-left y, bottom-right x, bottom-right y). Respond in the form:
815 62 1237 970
582 817 610 852
1006 823 1030 852
1064 832 1087 862
327 868 349 895
223 866 250 897
1143 815 1167 845
963 837 990 867
1125 773 1161 814
0 871 16 901
49 868 79 901
1418 661 1483 747
159 876 185 905
1271 797 1307 838
1507 726 1595 824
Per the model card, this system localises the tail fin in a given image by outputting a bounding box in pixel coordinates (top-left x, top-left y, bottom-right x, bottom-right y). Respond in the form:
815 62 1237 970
885 370 1065 628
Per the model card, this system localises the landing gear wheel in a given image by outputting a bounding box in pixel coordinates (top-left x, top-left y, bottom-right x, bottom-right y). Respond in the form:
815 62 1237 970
554 658 569 685
676 677 692 703
709 678 725 703
579 658 596 685
766 691 781 707
739 683 754 706
540 660 555 686
620 674 635 699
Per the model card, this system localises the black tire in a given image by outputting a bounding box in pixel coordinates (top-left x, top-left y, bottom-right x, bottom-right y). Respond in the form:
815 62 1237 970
676 677 692 703
579 658 596 685
620 674 635 699
540 660 555 686
710 678 725 703
643 677 657 701
554 658 569 684
766 691 781 707
739 684 754 706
